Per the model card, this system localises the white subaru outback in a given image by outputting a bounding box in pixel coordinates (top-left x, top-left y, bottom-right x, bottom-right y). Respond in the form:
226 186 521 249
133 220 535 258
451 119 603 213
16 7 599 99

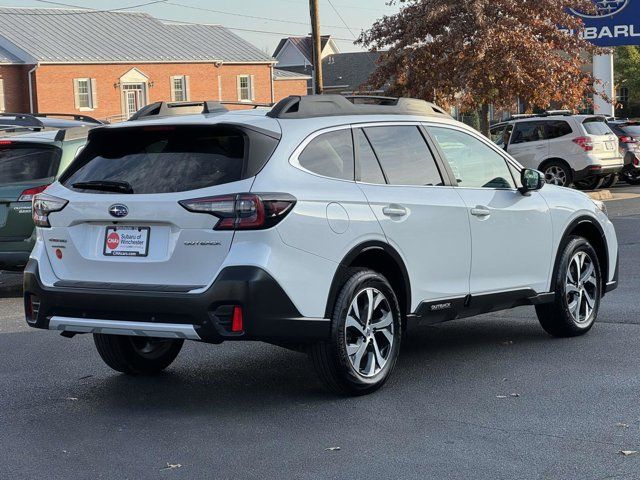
24 95 619 395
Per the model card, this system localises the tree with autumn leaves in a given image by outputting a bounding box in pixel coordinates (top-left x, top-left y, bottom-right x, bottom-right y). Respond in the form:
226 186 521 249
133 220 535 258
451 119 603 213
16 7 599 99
358 0 605 135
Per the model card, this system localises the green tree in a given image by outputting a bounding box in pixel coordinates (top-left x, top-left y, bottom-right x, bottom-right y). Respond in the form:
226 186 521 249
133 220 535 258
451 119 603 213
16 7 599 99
358 0 604 136
615 46 640 114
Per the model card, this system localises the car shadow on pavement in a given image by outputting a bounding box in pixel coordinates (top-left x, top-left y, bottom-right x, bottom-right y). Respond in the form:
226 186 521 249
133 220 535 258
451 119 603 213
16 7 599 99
60 316 553 412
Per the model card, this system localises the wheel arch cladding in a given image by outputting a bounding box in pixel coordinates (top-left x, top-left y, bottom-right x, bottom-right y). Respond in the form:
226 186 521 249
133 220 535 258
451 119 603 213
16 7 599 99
552 216 609 292
325 241 411 321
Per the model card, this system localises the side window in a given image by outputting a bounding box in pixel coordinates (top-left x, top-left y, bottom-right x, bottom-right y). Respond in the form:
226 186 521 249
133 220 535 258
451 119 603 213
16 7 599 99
490 125 506 145
298 129 354 181
364 126 442 186
354 129 386 184
545 121 572 140
511 122 547 144
429 126 515 189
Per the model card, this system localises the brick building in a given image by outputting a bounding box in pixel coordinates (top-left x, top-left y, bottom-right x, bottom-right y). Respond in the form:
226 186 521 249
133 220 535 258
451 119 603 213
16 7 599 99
0 7 309 120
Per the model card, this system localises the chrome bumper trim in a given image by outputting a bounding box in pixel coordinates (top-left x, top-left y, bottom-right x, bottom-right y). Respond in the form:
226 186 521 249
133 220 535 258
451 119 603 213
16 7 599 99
48 316 201 340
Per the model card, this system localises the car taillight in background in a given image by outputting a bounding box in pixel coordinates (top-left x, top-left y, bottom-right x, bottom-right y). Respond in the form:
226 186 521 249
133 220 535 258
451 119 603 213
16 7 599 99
32 194 68 228
179 193 296 230
573 137 594 152
18 184 50 202
619 135 637 144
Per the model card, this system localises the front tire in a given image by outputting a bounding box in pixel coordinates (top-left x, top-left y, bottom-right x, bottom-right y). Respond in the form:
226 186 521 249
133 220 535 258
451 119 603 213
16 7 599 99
536 237 601 338
93 334 184 375
309 268 402 395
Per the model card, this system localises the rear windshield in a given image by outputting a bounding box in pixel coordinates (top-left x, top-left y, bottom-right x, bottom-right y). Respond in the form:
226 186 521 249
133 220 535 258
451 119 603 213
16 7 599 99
0 144 61 185
582 119 613 136
621 125 640 136
62 125 278 194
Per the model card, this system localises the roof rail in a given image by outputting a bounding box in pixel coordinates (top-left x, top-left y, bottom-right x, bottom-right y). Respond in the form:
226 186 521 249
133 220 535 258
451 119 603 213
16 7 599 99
34 113 103 124
128 100 229 121
0 113 45 128
53 125 96 142
266 95 451 119
220 101 275 109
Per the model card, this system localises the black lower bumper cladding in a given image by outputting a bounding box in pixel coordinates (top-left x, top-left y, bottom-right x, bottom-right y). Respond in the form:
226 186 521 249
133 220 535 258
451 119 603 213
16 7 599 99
23 260 330 343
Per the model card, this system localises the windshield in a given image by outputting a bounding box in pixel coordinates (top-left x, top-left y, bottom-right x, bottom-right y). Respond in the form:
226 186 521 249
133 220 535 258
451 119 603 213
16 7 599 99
0 144 61 185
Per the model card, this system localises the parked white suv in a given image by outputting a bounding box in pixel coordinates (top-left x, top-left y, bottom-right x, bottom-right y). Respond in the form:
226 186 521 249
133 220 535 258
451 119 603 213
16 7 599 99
491 114 623 190
24 96 619 395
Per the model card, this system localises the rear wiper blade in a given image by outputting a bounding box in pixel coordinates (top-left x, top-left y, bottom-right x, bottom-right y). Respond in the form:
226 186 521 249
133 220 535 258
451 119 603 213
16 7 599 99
72 180 134 194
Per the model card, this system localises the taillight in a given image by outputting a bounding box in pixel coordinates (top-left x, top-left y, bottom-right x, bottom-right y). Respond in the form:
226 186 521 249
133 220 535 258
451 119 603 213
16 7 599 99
18 184 50 202
573 137 594 152
32 193 68 228
619 135 637 144
179 193 296 230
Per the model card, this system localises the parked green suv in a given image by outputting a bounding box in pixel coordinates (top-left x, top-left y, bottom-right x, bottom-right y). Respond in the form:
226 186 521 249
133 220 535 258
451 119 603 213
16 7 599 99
0 127 92 271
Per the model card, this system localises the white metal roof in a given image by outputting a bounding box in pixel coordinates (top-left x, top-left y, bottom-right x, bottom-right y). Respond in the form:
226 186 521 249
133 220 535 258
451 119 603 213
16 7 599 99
0 7 274 64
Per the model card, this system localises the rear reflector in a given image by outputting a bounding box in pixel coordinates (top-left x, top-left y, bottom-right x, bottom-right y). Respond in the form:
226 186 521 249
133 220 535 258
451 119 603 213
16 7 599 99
179 193 296 230
0 140 12 146
231 306 244 333
18 184 50 202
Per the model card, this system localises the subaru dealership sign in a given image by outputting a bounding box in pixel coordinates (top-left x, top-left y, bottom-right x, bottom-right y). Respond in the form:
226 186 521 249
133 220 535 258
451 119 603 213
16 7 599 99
564 0 640 46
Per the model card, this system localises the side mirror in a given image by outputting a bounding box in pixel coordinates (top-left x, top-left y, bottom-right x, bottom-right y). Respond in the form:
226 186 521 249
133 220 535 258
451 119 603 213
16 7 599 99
520 169 545 194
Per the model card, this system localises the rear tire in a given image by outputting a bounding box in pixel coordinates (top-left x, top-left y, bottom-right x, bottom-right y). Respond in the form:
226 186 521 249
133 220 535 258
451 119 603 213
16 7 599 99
575 176 604 191
600 174 618 189
93 334 184 375
536 237 601 338
309 268 402 396
622 171 640 185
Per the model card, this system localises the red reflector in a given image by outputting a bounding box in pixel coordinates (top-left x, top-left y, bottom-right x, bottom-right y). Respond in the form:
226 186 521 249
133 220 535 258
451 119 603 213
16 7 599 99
0 140 12 145
231 306 244 333
588 165 602 171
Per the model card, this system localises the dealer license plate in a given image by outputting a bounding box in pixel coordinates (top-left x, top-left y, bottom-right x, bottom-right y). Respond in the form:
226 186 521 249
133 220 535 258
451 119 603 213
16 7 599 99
103 226 150 257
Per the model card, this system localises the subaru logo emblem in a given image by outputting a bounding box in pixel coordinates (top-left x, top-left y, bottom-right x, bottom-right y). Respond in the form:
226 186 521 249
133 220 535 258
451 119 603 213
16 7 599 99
571 0 629 18
109 204 129 218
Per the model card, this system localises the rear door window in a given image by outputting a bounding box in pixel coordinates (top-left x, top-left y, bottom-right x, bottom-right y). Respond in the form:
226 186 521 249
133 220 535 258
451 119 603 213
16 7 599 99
63 125 278 194
0 144 61 185
583 119 613 136
511 122 547 144
298 129 354 181
354 129 386 184
545 121 573 139
364 126 443 186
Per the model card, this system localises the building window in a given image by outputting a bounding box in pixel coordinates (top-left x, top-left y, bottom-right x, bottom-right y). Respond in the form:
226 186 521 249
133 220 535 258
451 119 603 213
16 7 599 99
171 75 189 102
73 78 97 110
617 86 630 106
237 75 253 102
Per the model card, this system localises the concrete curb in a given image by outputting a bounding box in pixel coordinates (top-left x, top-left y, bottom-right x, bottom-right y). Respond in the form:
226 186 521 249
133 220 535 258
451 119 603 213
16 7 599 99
587 190 613 201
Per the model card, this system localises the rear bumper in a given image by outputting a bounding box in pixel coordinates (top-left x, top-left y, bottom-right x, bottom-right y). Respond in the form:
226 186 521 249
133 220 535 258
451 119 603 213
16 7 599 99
23 260 330 344
573 163 623 182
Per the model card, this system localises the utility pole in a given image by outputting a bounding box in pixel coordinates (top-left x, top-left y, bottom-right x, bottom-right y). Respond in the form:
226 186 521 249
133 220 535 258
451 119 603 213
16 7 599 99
309 0 323 95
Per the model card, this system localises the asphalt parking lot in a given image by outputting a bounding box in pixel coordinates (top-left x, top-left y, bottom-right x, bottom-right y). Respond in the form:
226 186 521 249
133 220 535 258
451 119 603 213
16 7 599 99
1 183 640 480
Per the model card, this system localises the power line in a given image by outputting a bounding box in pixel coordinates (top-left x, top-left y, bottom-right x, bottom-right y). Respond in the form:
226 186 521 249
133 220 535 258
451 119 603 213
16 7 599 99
31 0 169 13
164 1 366 31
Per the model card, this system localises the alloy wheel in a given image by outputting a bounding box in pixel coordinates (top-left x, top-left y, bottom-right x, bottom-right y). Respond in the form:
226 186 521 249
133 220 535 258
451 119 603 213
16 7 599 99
545 166 567 186
344 288 394 378
565 251 598 324
129 337 174 359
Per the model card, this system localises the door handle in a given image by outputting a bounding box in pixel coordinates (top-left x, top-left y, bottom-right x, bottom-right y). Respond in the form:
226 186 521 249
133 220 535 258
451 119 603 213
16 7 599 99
470 206 491 217
382 205 407 217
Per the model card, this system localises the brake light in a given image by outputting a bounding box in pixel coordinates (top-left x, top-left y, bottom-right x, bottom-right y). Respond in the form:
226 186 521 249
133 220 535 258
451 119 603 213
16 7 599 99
18 184 50 202
619 135 637 144
573 137 594 152
32 193 68 228
179 193 296 230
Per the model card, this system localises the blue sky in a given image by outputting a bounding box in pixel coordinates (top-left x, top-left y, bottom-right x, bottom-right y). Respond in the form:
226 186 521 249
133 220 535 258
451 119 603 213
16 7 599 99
0 0 401 54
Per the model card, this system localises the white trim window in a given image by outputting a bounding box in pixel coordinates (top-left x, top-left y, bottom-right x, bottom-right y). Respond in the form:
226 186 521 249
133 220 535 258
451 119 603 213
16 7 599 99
171 75 190 102
0 78 5 113
73 78 97 110
237 75 254 102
